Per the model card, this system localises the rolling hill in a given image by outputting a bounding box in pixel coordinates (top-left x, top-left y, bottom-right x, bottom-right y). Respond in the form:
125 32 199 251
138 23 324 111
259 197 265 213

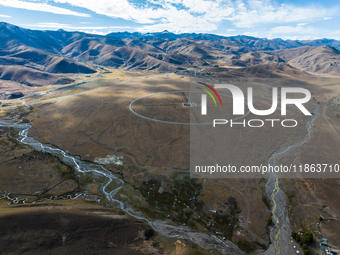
1 21 340 92
0 65 74 87
274 46 340 76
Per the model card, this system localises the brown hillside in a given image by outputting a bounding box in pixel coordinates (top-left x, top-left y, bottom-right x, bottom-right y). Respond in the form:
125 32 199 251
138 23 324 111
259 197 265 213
275 46 340 75
206 62 313 79
0 65 74 86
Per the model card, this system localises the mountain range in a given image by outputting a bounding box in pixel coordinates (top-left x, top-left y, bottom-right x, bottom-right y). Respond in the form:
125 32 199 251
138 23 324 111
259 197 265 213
1 21 340 90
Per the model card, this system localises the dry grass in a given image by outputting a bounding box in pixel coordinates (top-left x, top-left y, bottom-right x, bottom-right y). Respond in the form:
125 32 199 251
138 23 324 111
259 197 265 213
6 70 340 252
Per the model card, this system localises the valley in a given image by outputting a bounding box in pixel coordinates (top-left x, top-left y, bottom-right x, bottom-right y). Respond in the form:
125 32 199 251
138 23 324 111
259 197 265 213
1 21 340 255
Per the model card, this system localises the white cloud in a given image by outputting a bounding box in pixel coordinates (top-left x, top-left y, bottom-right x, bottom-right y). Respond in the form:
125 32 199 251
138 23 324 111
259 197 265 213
278 35 322 40
26 22 131 30
227 0 334 28
227 28 235 31
2 0 336 34
0 14 11 18
51 0 334 32
324 17 332 20
270 25 319 35
216 33 237 37
243 31 259 37
0 0 90 17
297 23 307 26
52 0 223 33
54 0 176 24
80 30 110 35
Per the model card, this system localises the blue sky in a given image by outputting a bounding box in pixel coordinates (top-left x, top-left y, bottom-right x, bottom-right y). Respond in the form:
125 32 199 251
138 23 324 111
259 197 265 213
0 0 339 40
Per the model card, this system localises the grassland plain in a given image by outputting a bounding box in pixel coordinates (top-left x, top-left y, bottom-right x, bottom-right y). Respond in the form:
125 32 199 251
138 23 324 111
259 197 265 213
22 70 334 253
1 21 340 254
0 122 217 255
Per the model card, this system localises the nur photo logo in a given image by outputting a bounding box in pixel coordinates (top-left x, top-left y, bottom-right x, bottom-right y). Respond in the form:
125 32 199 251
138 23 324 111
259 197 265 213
197 82 312 128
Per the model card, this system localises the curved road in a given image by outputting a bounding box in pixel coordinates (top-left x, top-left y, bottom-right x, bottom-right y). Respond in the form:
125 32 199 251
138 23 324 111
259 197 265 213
129 91 251 125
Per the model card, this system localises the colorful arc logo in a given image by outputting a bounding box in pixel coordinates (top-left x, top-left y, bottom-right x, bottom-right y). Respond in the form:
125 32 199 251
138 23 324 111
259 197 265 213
197 82 222 106
197 82 222 115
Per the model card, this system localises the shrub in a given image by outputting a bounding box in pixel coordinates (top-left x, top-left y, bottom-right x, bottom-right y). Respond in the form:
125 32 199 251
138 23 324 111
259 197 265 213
291 231 298 239
296 235 301 242
304 232 313 244
267 217 273 225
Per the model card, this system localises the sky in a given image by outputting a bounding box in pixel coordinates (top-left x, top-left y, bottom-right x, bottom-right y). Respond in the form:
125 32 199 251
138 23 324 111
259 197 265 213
0 0 339 40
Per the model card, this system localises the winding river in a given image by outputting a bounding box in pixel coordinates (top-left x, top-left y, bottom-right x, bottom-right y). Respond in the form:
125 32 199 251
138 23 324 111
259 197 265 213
0 106 244 255
262 101 320 255
0 98 320 255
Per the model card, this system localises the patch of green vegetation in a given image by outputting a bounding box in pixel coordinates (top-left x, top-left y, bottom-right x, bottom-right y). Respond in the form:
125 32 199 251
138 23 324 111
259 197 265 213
291 231 298 239
135 173 204 230
134 172 241 242
2 103 10 107
140 174 202 225
291 230 313 255
304 231 313 244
